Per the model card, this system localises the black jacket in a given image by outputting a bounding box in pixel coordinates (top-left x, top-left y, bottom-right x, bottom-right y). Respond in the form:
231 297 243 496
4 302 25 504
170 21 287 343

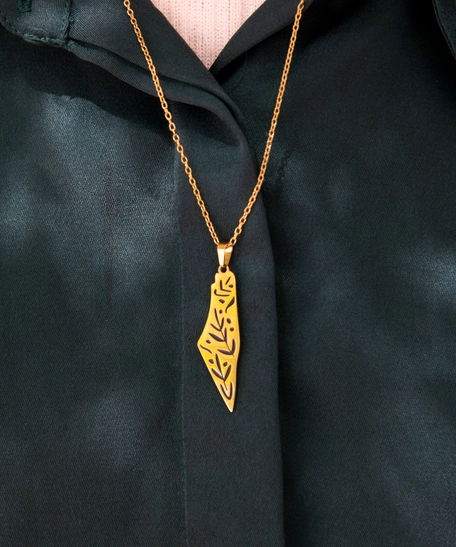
1 0 456 544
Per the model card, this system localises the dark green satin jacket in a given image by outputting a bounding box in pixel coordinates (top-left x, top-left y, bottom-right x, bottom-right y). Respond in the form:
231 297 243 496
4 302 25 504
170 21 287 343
1 0 456 544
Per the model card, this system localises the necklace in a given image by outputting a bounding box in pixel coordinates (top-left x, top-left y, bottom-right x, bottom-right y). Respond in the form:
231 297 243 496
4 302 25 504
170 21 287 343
124 0 305 412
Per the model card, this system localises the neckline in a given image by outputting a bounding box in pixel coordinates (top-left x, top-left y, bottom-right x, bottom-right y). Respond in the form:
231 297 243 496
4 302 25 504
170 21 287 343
150 0 269 69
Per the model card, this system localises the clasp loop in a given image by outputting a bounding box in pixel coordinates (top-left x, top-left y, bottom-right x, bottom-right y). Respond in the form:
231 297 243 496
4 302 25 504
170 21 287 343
217 243 233 272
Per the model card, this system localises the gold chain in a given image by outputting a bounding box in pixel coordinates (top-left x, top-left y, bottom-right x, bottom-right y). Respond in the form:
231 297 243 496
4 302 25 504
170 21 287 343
124 0 305 247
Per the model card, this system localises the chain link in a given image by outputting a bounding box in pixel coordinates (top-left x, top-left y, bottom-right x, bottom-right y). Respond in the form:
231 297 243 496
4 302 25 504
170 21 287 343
124 0 305 247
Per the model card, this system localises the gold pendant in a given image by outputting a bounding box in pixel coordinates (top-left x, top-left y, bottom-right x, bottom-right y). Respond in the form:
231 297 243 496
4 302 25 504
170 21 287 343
198 244 240 412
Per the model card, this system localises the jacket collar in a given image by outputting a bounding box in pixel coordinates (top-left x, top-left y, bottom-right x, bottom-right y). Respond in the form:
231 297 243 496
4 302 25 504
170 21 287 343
68 0 317 100
0 0 316 100
0 0 70 45
2 0 456 100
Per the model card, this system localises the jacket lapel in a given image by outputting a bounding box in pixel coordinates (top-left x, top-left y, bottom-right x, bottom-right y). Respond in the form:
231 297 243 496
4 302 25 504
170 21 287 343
213 0 316 72
433 0 456 61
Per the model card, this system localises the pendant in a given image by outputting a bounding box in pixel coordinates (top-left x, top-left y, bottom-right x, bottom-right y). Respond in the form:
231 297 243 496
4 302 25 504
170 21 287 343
198 244 240 412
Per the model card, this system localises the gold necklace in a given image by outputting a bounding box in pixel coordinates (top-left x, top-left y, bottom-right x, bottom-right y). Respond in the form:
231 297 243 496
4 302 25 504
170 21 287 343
124 0 305 412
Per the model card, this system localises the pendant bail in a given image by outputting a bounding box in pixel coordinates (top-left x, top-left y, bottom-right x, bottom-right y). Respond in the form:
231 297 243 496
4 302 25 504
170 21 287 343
217 243 233 271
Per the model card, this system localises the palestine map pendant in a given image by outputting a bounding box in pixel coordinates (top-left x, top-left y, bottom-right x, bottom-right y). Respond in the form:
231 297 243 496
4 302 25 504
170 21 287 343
197 244 240 412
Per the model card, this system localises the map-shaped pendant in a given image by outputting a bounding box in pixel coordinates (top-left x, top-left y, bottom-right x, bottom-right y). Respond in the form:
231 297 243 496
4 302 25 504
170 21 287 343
198 269 240 412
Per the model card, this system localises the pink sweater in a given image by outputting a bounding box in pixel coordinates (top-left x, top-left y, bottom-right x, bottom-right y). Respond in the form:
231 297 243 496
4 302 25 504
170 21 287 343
151 0 266 68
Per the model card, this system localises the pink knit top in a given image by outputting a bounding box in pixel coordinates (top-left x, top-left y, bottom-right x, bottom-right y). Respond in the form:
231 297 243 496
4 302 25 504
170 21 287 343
151 0 267 68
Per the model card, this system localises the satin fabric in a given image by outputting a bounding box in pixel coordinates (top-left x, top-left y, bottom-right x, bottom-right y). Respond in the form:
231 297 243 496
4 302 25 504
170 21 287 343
1 0 456 545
